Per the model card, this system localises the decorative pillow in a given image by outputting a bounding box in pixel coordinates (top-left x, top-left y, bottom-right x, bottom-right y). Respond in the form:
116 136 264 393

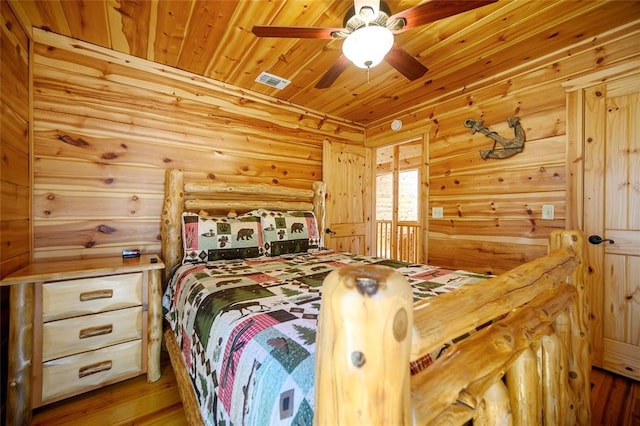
181 213 263 263
257 209 320 256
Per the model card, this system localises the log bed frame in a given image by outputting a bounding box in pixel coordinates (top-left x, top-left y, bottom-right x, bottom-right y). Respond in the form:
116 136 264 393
160 169 591 425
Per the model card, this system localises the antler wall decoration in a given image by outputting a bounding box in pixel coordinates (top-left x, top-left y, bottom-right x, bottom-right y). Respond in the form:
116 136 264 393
464 116 525 159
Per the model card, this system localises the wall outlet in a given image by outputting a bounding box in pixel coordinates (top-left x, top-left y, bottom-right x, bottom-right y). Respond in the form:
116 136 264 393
542 205 555 220
432 207 444 219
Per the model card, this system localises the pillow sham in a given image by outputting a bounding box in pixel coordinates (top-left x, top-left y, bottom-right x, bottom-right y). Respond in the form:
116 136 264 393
257 209 320 256
181 213 263 263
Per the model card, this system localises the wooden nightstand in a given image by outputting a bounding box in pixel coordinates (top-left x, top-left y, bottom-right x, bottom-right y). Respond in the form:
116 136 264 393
1 255 165 425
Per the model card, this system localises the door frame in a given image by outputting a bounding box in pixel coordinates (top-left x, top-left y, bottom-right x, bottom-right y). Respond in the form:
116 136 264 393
374 138 427 262
563 62 640 367
370 132 430 263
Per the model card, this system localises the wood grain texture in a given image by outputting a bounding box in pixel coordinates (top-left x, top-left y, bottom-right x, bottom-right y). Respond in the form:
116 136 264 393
30 354 188 426
413 285 577 424
29 28 359 261
313 230 590 424
2 5 31 422
0 255 164 286
2 255 165 422
591 367 640 426
506 349 540 425
27 361 640 426
410 243 579 360
7 283 34 426
314 265 413 425
7 0 638 275
367 27 639 274
146 268 162 383
163 329 204 426
160 169 326 284
1 0 30 277
9 1 640 123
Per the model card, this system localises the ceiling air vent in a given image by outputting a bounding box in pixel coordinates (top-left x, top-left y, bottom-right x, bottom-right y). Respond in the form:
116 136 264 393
255 71 290 90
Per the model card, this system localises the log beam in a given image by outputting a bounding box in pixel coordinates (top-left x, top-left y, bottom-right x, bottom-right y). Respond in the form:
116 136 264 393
412 284 576 424
411 246 579 360
161 169 184 285
506 348 541 425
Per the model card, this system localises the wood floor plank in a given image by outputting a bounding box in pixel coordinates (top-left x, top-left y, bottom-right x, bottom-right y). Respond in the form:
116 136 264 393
30 359 640 425
628 381 640 426
591 367 640 426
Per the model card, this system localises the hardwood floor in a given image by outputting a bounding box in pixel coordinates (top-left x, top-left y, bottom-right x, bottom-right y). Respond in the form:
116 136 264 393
591 367 640 426
30 358 639 425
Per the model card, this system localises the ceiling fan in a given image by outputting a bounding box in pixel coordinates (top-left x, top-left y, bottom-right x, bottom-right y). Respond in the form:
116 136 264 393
252 0 497 89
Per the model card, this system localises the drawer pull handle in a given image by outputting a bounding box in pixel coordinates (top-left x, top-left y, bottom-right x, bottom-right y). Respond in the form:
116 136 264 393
79 324 113 339
78 360 112 378
79 289 113 301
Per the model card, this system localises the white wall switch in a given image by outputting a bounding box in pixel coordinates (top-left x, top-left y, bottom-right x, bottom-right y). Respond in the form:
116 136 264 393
542 204 555 220
432 207 444 219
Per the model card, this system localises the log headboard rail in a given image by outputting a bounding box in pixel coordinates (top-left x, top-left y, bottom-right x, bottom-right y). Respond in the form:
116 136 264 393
161 169 326 284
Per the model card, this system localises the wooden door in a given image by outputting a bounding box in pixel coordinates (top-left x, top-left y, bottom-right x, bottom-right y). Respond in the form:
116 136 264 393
583 74 640 380
322 141 373 255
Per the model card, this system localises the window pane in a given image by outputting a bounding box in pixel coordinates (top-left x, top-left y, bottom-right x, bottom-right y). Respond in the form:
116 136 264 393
376 173 393 221
398 170 418 221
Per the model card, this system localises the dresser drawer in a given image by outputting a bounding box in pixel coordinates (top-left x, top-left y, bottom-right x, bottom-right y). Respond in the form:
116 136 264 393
41 340 142 402
42 307 143 361
42 273 143 321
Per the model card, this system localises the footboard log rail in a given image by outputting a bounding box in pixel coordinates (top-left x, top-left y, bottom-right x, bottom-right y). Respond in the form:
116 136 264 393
315 230 590 425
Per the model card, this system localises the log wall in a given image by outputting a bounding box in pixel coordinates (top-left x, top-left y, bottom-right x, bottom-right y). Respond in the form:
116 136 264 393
366 23 640 274
30 28 363 261
1 2 30 422
20 22 640 273
1 1 30 277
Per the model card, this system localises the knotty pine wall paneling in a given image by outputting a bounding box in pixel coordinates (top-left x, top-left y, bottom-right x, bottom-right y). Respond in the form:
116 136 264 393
1 0 30 275
1 1 31 422
366 24 640 275
31 28 364 261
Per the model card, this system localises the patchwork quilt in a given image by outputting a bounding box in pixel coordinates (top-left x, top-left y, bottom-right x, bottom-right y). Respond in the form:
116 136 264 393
162 250 490 426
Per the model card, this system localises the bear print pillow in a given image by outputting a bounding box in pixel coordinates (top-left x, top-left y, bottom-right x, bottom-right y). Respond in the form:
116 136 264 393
181 213 264 263
257 210 320 256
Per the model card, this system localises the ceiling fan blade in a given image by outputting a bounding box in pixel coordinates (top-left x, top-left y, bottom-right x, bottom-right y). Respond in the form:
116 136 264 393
252 25 345 39
384 44 428 81
315 55 351 89
388 0 497 33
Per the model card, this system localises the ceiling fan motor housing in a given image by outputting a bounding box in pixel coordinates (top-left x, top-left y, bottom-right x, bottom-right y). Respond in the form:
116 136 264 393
343 0 393 32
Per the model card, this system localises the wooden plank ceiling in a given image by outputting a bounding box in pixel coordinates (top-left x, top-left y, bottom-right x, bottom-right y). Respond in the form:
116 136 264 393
10 0 640 126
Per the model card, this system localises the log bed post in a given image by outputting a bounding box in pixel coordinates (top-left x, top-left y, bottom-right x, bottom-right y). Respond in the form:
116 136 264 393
549 230 591 424
312 181 326 248
314 265 413 425
161 169 184 285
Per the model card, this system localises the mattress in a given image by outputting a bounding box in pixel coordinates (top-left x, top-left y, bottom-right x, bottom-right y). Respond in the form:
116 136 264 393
162 250 490 425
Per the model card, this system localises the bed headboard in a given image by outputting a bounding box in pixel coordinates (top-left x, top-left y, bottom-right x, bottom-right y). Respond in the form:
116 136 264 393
160 169 326 283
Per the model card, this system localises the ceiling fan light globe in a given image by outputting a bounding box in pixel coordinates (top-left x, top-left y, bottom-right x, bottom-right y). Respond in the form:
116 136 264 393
342 25 393 69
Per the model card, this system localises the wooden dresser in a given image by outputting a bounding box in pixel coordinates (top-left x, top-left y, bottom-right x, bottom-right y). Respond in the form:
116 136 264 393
1 255 165 425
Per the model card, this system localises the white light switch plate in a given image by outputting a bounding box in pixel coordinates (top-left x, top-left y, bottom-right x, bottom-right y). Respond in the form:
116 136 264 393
432 207 444 219
542 205 555 220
